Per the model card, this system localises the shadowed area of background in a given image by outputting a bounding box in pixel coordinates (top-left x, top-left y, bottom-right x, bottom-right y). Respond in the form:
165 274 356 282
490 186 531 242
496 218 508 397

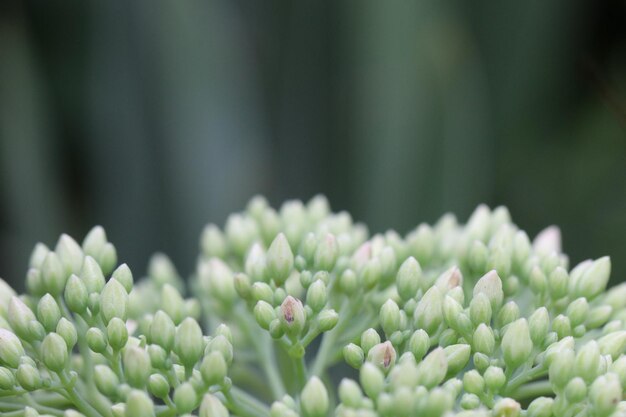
1 1 625 290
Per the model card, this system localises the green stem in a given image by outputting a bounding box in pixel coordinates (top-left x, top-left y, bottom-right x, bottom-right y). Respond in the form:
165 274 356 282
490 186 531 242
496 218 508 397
224 387 270 417
59 371 103 417
510 380 553 400
0 400 63 416
293 355 307 391
505 364 548 395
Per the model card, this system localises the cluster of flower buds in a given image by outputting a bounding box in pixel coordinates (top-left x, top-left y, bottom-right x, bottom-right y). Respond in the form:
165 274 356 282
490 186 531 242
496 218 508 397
2 196 626 417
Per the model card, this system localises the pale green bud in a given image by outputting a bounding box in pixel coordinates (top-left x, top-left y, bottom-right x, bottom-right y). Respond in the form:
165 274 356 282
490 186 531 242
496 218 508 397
378 246 397 282
82 226 107 257
29 242 50 269
545 335 575 366
36 294 61 332
245 243 267 282
174 318 204 369
360 328 381 356
81 256 106 294
200 224 227 259
215 324 232 344
41 332 68 372
339 269 358 294
147 345 168 369
484 366 506 392
56 234 84 276
17 363 41 390
125 390 154 417
207 335 233 365
367 341 396 372
174 382 197 414
417 347 447 389
529 307 549 346
280 296 305 337
469 293 492 326
254 301 275 330
111 403 125 417
233 273 252 300
435 266 463 293
301 376 329 417
552 314 572 339
314 234 339 271
7 296 37 340
407 329 430 360
100 278 128 324
360 362 384 399
586 305 613 329
497 301 520 328
549 348 574 388
610 356 626 387
251 282 274 303
598 331 626 360
0 328 25 368
148 254 181 289
64 275 88 314
56 318 77 350
501 319 533 369
396 257 421 301
94 365 119 396
86 327 107 353
343 343 364 369
317 309 339 332
380 299 400 335
199 394 229 417
577 256 611 300
205 259 237 305
473 323 495 355
361 258 382 289
267 233 294 285
162 284 185 325
548 266 568 299
42 252 67 296
123 346 151 388
148 373 169 399
526 398 553 417
462 370 484 395
460 393 481 410
0 366 15 390
25 268 44 298
565 377 587 403
444 344 471 376
306 280 327 313
472 270 503 311
107 318 128 351
529 266 547 294
338 378 363 408
414 286 443 334
589 373 622 417
575 341 600 383
443 296 472 337
201 351 227 386
468 240 488 273
112 264 133 293
492 398 520 417
98 242 117 276
566 297 589 327
150 310 176 351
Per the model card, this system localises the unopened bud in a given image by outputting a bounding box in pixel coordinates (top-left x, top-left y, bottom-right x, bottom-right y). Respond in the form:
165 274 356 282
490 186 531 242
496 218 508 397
407 329 430 360
343 343 364 369
565 377 587 403
492 398 520 417
589 373 621 417
417 348 447 389
360 328 381 356
107 318 128 351
41 333 68 372
199 394 229 417
598 331 626 360
37 294 61 332
443 344 471 376
100 278 128 324
0 328 25 368
396 257 421 301
317 309 338 332
56 318 77 350
112 264 133 294
473 323 495 355
501 319 532 370
123 346 151 388
577 256 611 300
254 301 275 330
17 363 41 390
469 293 492 325
380 299 400 335
484 366 506 392
462 370 484 395
94 365 119 396
200 224 227 259
174 318 204 369
306 280 327 313
174 382 197 414
7 297 37 341
150 310 176 351
64 275 88 314
314 234 339 272
125 390 154 417
338 378 363 408
473 270 504 312
81 256 106 294
86 327 107 353
267 234 294 285
529 307 549 346
497 301 520 328
301 376 329 417
42 252 67 296
360 362 384 399
414 286 443 334
201 351 227 386
0 366 15 390
148 374 169 399
280 296 305 337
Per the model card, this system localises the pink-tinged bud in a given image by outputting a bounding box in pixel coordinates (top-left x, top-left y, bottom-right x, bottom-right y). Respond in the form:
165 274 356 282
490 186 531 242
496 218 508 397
280 296 305 337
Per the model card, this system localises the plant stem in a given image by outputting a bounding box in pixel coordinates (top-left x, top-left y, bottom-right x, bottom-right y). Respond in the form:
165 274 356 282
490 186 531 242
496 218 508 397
510 380 553 400
60 371 103 417
225 386 270 417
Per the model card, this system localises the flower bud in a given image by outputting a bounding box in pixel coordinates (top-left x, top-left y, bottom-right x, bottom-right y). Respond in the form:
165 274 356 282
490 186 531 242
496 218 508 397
317 309 339 332
469 293 492 326
577 256 611 300
245 244 267 282
150 310 176 351
407 329 430 360
100 278 128 324
314 234 339 272
597 331 626 360
435 266 463 293
174 318 204 369
86 327 107 353
484 366 506 392
473 323 495 355
460 393 480 410
280 296 305 337
94 365 119 396
529 266 547 294
552 314 571 339
17 363 41 390
396 257 421 301
468 240 488 273
361 258 382 289
367 341 396 372
473 270 504 311
64 275 88 314
81 256 106 294
338 378 363 408
207 335 233 365
147 345 168 369
29 242 50 269
443 296 472 337
41 333 68 372
443 344 471 376
360 328 381 356
233 273 252 300
205 259 236 305
417 348 447 388
0 329 25 368
339 269 358 294
149 254 182 289
56 234 84 275
497 301 520 328
161 284 185 325
251 282 273 304
565 377 586 403
414 286 443 334
199 394 229 417
462 370 484 395
492 398 520 417
589 373 621 417
528 307 549 346
306 280 327 313
41 252 67 296
174 382 197 414
343 343 364 369
501 319 533 370
548 266 568 299
36 294 61 332
7 297 37 341
301 376 329 417
123 346 151 388
112 264 134 294
549 348 574 389
380 299 400 335
25 269 44 298
107 318 129 351
586 305 612 329
201 351 227 386
98 242 117 276
267 234 294 285
360 362 384 399
56 318 77 350
125 390 154 417
200 224 227 259
148 373 169 399
254 301 275 330
82 226 107 257
0 366 15 390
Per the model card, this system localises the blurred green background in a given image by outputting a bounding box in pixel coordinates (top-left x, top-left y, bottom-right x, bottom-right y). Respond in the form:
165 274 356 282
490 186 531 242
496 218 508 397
1 1 625 290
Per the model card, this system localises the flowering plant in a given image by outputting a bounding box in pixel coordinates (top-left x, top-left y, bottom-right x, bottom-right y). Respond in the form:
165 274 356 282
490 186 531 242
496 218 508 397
1 196 625 417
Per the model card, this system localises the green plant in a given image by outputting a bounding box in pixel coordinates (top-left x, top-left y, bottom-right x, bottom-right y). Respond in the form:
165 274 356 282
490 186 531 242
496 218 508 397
1 196 626 417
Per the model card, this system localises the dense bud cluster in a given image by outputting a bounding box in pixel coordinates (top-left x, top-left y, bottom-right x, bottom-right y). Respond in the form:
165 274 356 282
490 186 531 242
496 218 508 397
1 196 626 417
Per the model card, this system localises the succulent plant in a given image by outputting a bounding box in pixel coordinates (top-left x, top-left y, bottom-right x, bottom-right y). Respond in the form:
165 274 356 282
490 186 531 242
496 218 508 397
1 196 626 417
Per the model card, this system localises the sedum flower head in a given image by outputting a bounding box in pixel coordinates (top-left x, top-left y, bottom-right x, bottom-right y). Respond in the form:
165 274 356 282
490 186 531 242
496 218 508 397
1 196 626 417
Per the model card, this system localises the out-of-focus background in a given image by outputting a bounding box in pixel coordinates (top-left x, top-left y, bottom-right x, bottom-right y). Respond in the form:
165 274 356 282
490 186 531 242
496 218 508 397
1 1 625 290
